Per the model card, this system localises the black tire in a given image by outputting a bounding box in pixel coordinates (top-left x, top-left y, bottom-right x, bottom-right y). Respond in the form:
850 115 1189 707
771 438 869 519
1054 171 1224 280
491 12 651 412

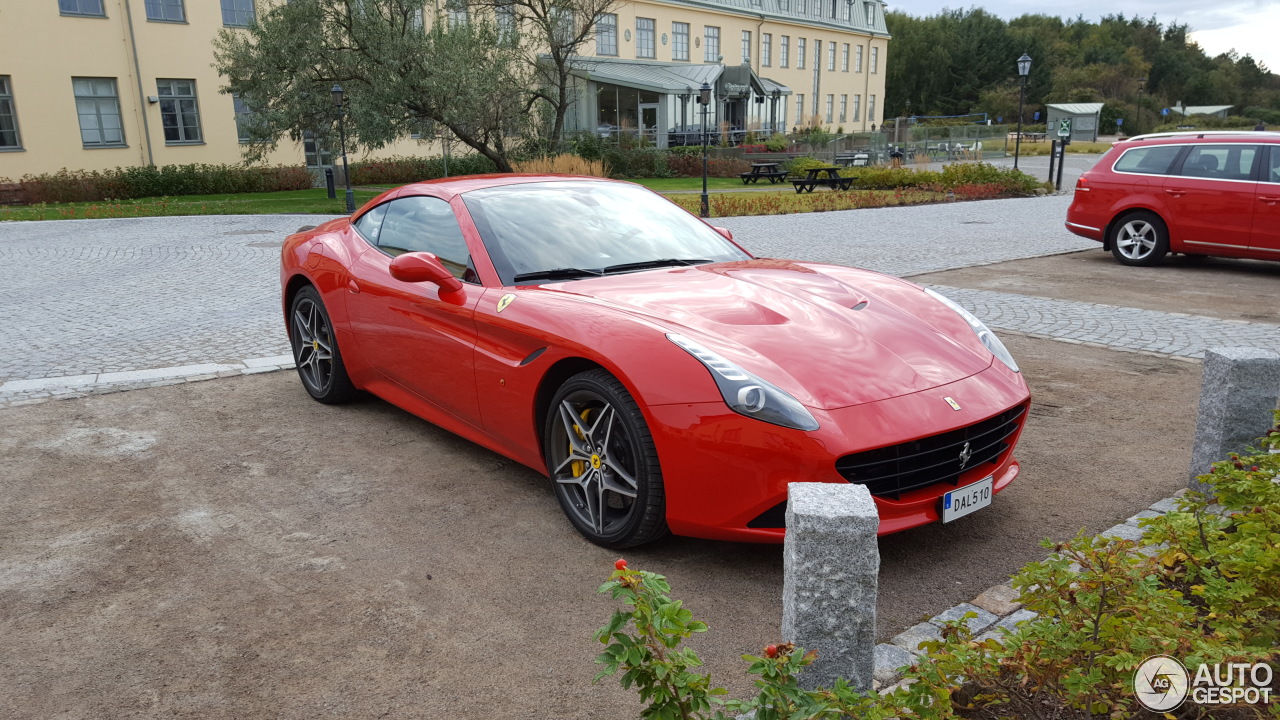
1109 211 1169 266
543 369 668 548
288 285 355 404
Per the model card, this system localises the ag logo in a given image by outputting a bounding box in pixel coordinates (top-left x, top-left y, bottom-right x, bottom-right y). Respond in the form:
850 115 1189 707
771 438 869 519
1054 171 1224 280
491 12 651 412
496 293 516 313
1135 655 1189 711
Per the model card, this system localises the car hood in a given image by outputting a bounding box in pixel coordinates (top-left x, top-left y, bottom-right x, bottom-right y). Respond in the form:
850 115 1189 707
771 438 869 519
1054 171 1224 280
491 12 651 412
538 259 996 410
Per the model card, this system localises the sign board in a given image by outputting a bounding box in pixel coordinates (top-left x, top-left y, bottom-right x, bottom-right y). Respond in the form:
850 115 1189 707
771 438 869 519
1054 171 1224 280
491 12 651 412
1161 107 1170 116
1057 118 1072 137
1116 118 1123 126
1034 111 1041 121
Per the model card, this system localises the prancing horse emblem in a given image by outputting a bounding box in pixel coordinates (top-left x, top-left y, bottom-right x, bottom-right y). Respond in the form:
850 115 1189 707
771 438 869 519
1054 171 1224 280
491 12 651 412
944 396 961 411
958 441 972 469
496 293 516 313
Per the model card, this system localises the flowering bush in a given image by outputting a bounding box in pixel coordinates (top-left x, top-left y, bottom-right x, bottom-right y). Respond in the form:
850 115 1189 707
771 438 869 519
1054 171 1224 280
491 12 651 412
9 164 312 204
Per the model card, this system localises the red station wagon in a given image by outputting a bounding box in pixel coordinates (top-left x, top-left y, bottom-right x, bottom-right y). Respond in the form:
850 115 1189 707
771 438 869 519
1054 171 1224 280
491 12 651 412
1065 131 1280 266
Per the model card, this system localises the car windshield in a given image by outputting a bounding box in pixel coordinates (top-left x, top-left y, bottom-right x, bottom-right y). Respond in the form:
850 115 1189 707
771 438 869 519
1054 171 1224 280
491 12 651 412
462 181 750 286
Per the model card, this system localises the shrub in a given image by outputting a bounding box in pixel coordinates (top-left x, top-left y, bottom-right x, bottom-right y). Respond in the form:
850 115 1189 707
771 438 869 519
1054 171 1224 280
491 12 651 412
764 134 788 152
596 415 1280 719
347 154 496 185
511 154 610 177
9 164 313 204
666 153 750 178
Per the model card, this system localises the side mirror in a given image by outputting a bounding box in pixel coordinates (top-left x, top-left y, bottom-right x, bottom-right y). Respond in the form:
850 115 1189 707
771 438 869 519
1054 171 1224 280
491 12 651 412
389 252 464 293
713 226 733 241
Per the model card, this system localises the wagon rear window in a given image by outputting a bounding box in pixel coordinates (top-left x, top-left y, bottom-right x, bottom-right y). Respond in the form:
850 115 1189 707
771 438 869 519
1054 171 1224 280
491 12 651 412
1113 145 1183 176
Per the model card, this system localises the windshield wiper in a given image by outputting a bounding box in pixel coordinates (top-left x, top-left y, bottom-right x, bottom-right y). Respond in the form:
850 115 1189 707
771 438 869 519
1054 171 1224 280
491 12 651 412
600 258 714 274
511 267 604 283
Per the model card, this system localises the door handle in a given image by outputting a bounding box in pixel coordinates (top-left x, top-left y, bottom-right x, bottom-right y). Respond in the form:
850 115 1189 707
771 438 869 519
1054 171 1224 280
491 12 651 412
1164 189 1185 197
1260 196 1280 204
347 278 361 294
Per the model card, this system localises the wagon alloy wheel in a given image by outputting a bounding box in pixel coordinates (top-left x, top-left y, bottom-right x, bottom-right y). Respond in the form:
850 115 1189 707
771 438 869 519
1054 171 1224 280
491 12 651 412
1110 211 1169 266
289 286 354 404
545 370 667 548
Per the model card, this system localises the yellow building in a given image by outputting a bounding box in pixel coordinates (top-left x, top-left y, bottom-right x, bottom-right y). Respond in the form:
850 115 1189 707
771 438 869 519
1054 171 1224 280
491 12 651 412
0 0 889 178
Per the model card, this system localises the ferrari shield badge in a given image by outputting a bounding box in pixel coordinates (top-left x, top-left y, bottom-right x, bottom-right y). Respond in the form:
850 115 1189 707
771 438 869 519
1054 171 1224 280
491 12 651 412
496 293 516 313
944 396 961 411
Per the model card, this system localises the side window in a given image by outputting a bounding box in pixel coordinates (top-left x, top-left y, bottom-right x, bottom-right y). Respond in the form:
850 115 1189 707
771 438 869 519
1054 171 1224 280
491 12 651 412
1177 145 1257 181
1267 146 1280 184
376 195 475 281
353 202 389 244
1112 145 1183 176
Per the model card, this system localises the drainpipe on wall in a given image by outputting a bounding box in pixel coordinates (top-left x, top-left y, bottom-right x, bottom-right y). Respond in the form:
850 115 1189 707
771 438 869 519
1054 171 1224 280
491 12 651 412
863 32 874 132
122 0 156 167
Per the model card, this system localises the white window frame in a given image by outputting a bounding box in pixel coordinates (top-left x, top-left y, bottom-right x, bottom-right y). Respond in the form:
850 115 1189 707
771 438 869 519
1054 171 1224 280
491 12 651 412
73 77 125 148
795 94 804 125
780 35 790 67
871 46 879 73
0 76 21 150
220 0 254 27
636 18 655 59
761 33 772 67
672 22 690 61
157 78 202 144
852 94 860 121
60 0 105 16
856 45 863 72
868 94 876 123
145 0 185 22
825 94 833 123
797 38 806 69
596 13 617 55
704 26 720 62
839 94 847 123
842 43 849 72
827 41 835 71
742 30 752 65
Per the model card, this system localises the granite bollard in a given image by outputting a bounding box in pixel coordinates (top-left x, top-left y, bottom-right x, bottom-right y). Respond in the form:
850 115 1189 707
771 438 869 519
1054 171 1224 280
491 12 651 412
1189 348 1280 490
781 482 879 692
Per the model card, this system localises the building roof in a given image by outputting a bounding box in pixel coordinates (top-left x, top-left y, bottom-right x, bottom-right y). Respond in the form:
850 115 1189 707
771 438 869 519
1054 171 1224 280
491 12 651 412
1172 105 1235 116
1046 103 1105 115
568 57 791 95
661 0 890 37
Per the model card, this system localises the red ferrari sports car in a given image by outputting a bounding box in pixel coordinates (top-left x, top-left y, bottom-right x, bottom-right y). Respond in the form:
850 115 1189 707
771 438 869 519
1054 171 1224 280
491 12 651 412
281 174 1030 548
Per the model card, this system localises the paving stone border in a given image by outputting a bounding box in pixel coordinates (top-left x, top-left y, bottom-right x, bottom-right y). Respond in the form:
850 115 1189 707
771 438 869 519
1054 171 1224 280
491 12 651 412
872 488 1193 693
0 354 296 409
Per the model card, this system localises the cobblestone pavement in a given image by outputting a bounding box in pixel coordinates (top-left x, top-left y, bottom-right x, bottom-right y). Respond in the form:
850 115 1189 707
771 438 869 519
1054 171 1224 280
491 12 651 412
2 188 1276 405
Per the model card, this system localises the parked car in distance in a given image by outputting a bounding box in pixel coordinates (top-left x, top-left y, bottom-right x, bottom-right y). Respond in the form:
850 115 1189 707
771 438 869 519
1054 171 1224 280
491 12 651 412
280 174 1031 548
1065 131 1280 266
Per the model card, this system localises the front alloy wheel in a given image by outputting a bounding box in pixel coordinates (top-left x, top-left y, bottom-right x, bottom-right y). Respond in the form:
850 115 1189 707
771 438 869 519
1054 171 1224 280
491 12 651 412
289 286 354 404
1111 211 1169 266
544 370 667 548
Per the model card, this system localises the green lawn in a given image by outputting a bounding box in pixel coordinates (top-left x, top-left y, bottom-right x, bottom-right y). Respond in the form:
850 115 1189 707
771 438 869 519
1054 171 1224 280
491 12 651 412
0 187 385 222
624 177 753 192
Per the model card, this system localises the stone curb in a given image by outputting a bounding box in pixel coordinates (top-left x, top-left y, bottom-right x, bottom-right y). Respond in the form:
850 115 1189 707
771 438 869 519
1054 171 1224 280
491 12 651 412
0 354 296 409
873 488 1193 692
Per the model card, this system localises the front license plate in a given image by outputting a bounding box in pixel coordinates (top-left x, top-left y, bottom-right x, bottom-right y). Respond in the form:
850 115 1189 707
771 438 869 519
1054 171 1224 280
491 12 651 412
941 476 993 523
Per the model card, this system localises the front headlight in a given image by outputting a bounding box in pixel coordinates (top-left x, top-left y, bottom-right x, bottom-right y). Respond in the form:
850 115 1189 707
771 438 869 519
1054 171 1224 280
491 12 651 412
924 288 1020 373
667 333 819 431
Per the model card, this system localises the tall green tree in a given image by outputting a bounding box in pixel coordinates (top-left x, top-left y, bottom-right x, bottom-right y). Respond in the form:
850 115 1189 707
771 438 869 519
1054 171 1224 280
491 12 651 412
214 0 533 171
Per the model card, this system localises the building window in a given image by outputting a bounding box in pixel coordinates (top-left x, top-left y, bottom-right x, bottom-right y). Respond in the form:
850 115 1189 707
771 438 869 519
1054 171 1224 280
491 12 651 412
797 0 805 13
871 46 879 73
672 22 689 61
551 8 573 45
855 44 863 72
157 79 202 144
704 26 719 62
232 93 254 143
814 40 821 69
73 77 125 147
842 43 849 71
839 94 847 122
852 94 860 121
830 0 837 19
761 33 772 67
780 35 790 67
221 0 254 26
303 130 331 168
145 0 184 21
827 42 835 70
795 94 804 125
825 94 833 123
636 18 655 58
59 0 105 16
797 38 805 69
865 2 874 25
868 94 876 123
495 1 515 38
596 13 617 55
446 0 468 26
0 77 21 150
742 30 751 64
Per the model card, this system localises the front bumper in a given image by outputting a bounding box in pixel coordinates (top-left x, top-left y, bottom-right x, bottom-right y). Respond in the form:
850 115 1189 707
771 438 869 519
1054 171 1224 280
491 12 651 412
647 362 1030 543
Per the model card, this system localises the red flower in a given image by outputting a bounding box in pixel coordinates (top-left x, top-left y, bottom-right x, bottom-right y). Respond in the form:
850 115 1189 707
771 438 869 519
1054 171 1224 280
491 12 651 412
764 644 779 658
614 559 627 570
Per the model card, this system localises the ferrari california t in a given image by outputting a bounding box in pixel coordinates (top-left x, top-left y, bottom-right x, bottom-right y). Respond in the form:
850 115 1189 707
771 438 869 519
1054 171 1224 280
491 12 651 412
281 174 1030 548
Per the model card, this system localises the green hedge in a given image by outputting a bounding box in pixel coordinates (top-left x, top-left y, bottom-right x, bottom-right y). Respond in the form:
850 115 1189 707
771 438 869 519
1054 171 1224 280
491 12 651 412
8 164 314 204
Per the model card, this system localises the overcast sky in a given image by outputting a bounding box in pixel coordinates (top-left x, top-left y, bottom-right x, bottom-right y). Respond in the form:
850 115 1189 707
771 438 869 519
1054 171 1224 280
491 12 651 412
885 0 1279 74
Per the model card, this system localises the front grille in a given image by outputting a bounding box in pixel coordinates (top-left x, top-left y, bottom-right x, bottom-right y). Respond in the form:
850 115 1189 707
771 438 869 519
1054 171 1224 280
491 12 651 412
835 404 1027 499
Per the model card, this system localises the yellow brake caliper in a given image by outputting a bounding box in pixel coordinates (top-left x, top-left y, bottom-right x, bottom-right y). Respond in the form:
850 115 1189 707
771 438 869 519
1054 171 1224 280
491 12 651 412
570 408 593 478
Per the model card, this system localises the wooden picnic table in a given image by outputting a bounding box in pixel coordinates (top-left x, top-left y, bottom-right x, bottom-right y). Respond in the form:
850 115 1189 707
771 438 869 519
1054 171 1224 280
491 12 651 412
790 166 852 193
738 162 788 184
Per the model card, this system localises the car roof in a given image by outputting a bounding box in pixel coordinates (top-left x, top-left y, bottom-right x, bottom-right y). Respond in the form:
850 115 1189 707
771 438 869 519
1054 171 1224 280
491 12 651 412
1120 130 1280 144
396 173 620 200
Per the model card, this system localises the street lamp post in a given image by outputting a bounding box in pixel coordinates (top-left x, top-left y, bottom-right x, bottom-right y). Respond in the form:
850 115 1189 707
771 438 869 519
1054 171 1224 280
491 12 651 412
698 81 711 218
1014 53 1032 170
1137 77 1146 133
771 89 781 135
680 86 692 144
331 84 355 214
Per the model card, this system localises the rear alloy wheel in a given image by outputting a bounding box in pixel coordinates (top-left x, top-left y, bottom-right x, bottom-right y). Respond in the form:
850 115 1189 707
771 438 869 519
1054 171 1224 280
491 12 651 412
544 370 667 548
1110 211 1169 266
289 286 355 404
